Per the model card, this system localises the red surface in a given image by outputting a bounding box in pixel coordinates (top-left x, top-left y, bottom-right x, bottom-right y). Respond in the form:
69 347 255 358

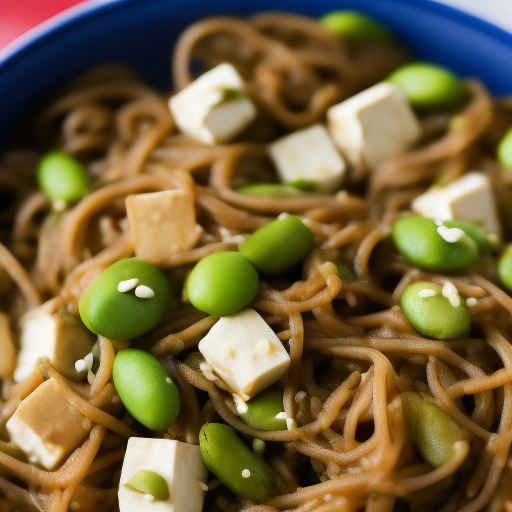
0 0 84 50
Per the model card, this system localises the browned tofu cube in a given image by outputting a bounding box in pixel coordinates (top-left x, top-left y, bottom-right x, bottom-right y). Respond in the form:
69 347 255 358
6 378 92 469
126 189 202 265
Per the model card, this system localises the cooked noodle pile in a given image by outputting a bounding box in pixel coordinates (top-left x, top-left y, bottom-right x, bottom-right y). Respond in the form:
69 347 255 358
0 11 511 512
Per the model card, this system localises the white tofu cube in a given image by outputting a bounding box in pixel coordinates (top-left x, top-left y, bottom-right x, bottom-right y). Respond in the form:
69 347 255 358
126 189 202 265
268 124 346 194
327 82 421 173
169 63 257 145
118 437 208 512
6 378 91 469
0 312 16 380
198 308 290 400
14 300 95 383
411 171 501 234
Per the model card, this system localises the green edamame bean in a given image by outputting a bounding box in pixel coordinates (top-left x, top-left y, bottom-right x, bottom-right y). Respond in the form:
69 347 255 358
79 258 172 340
320 10 392 43
239 388 287 431
240 214 314 275
498 244 512 292
401 392 466 467
113 349 180 430
199 423 275 502
498 127 512 169
391 217 478 271
400 282 471 340
37 151 90 203
442 220 492 254
124 469 169 500
236 183 305 198
386 62 466 110
185 252 259 317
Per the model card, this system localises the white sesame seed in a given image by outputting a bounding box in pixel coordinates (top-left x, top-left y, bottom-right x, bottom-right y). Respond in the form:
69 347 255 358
135 285 155 298
53 199 67 212
324 494 332 502
466 297 478 306
75 359 86 372
143 494 155 502
295 391 307 402
418 289 436 298
434 220 444 226
166 377 172 384
29 455 38 463
84 353 94 370
199 362 213 373
117 278 139 293
442 282 458 298
278 212 289 221
198 482 209 492
275 412 288 420
437 225 465 243
448 294 461 308
87 371 96 385
286 418 297 430
242 469 251 478
233 394 249 414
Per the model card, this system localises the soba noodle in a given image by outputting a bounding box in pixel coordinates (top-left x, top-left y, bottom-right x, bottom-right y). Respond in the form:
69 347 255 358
0 11 511 512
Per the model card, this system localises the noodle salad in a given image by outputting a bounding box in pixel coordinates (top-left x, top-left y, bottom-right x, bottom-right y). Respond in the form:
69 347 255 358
0 10 511 512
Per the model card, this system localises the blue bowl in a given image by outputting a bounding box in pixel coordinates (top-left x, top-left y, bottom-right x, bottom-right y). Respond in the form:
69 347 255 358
0 0 511 146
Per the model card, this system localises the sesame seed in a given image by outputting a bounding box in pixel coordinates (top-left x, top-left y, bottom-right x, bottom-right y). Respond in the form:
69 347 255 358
242 469 251 478
117 278 139 293
199 362 213 373
487 233 499 244
275 412 288 420
29 455 38 463
84 353 94 370
112 395 120 403
75 359 86 372
442 282 458 298
466 297 477 306
87 371 96 385
449 294 461 308
324 494 332 502
166 377 172 384
418 289 436 298
143 494 155 502
278 212 289 221
53 199 67 212
434 220 444 226
233 394 248 414
437 225 464 243
198 482 209 492
286 418 297 430
295 391 307 402
135 285 154 298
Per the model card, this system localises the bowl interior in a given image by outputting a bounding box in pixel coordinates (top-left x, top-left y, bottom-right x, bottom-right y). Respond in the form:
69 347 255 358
0 0 511 146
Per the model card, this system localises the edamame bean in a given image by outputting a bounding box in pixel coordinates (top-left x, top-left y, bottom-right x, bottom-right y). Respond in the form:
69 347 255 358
185 252 259 316
386 62 466 110
124 469 169 500
199 423 275 502
320 10 392 43
391 217 478 271
443 220 492 254
236 183 305 197
79 258 172 340
400 282 471 340
498 244 512 292
240 214 314 275
401 392 466 467
113 349 180 430
498 127 512 169
37 151 90 203
239 388 287 431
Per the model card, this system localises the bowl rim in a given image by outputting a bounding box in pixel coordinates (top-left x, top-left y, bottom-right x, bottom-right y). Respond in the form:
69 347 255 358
0 0 511 73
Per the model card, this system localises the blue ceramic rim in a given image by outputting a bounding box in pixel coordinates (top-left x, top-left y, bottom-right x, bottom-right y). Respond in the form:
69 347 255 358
0 0 511 74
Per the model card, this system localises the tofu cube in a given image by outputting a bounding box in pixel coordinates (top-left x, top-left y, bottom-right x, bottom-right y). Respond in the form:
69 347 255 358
14 300 95 383
6 378 92 469
169 63 257 145
411 171 501 234
118 437 208 512
268 124 346 194
198 308 290 400
327 82 421 173
126 189 202 265
0 312 16 380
